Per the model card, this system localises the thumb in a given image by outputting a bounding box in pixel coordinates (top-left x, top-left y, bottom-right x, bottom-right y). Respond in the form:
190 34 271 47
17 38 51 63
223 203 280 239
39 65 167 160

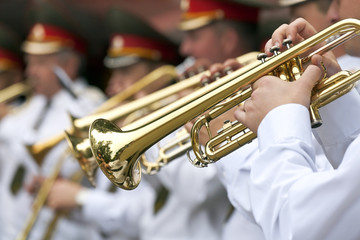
299 64 323 91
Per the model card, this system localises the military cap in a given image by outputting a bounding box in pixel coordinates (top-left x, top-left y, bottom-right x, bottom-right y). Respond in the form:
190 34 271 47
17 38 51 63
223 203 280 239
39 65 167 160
179 0 260 31
104 8 181 69
278 0 312 7
22 0 86 55
0 23 22 72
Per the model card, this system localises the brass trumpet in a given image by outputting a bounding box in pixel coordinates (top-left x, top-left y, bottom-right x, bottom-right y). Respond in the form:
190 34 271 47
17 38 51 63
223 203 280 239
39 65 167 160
66 52 261 184
89 18 360 190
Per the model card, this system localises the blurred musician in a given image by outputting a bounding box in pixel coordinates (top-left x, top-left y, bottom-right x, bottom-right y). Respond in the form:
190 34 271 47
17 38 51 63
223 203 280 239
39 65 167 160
0 0 105 239
0 23 25 119
46 7 182 240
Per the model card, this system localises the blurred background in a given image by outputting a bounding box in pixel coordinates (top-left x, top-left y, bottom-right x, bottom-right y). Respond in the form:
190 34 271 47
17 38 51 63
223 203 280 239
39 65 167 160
0 0 289 89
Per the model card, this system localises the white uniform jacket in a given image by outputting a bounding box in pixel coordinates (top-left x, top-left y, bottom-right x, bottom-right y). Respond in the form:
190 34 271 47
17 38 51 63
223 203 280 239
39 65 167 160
0 78 105 240
243 88 360 239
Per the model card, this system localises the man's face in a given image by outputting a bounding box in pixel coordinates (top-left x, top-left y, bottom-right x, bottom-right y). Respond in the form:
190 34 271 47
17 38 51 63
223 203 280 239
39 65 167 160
25 54 63 99
180 24 228 64
105 61 152 98
291 2 329 32
327 0 360 56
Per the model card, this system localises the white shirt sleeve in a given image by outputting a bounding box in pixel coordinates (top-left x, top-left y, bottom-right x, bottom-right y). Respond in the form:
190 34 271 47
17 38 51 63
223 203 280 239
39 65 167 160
80 177 155 238
249 103 360 240
312 89 360 168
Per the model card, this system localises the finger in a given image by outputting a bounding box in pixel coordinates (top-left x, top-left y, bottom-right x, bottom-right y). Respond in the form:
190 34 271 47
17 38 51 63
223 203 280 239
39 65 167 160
268 23 289 55
209 63 224 75
299 64 323 91
264 39 274 56
200 73 211 85
234 107 246 124
287 18 317 44
311 53 341 77
224 58 242 72
251 75 275 91
184 122 193 133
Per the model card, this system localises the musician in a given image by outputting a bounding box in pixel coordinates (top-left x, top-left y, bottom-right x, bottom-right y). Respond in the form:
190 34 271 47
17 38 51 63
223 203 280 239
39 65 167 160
179 0 260 72
45 7 182 240
226 1 360 239
0 23 24 119
0 0 106 239
103 8 181 98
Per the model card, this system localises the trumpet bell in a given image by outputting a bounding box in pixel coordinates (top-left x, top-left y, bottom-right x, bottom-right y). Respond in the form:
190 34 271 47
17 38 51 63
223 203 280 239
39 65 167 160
65 132 98 187
89 119 141 190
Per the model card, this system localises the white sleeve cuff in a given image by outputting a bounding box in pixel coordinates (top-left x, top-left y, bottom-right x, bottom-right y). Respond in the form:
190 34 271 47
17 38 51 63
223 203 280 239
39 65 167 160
257 104 313 151
75 188 90 206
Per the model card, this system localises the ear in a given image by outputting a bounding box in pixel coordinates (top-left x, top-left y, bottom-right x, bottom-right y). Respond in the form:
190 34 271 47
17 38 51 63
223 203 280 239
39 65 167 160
220 28 239 57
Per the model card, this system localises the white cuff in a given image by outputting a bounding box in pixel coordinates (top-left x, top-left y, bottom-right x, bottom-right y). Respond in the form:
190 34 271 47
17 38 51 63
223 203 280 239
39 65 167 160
75 188 90 206
258 104 312 151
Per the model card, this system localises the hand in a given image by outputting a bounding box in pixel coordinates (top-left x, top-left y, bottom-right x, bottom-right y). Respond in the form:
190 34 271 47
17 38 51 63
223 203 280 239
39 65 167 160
264 18 341 76
264 18 318 56
25 175 45 194
46 179 83 210
184 58 244 146
0 103 9 119
234 63 324 134
180 58 212 80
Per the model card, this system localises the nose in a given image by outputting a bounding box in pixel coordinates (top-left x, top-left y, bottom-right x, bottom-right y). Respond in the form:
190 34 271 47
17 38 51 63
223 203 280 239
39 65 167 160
326 0 340 24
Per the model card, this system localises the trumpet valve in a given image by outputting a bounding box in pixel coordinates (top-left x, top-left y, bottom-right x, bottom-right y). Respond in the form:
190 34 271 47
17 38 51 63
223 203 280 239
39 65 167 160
257 53 268 63
282 38 293 49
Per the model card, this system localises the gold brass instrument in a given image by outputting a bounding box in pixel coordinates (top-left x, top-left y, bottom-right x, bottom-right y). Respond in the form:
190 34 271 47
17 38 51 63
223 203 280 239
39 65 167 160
0 82 31 104
95 65 177 113
68 52 260 184
140 127 192 175
88 18 360 190
17 65 178 239
26 65 179 165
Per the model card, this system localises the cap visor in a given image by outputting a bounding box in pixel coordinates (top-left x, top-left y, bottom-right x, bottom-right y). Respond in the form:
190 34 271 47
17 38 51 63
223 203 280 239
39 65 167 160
103 55 140 69
22 41 64 55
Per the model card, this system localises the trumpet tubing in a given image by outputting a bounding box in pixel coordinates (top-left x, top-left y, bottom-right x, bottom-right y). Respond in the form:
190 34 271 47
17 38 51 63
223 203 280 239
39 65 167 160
0 82 31 104
89 52 262 190
140 127 192 175
26 65 185 165
88 19 360 190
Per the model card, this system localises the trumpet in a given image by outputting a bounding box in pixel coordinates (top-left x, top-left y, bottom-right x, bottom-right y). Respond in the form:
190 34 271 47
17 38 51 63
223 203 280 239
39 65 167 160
88 18 360 190
69 52 260 184
26 65 179 165
0 82 31 104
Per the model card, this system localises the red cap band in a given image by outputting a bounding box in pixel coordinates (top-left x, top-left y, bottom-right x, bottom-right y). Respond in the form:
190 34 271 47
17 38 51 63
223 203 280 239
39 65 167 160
181 0 259 26
27 23 86 54
108 34 177 62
